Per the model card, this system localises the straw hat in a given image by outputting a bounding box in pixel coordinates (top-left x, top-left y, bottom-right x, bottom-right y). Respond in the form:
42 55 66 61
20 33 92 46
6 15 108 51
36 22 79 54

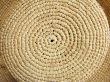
0 0 110 82
87 0 110 82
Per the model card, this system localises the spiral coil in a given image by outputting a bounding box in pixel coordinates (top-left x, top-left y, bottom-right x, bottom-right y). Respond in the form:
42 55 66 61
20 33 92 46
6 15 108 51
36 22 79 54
0 0 109 82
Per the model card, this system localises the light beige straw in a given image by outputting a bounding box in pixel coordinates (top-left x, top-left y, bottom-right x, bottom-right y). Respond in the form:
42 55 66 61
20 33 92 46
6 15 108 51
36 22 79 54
0 0 18 82
87 46 110 82
0 0 110 82
0 55 16 82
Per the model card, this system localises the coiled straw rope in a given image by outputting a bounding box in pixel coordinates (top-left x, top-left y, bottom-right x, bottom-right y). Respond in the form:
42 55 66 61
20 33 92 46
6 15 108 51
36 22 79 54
0 56 16 82
0 0 110 82
87 46 110 82
97 0 110 25
0 0 18 82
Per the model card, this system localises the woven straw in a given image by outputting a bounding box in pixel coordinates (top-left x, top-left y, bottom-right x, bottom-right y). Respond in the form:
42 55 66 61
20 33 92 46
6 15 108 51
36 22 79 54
88 1 110 80
0 0 110 82
0 1 18 82
97 0 110 25
0 55 16 82
87 46 110 82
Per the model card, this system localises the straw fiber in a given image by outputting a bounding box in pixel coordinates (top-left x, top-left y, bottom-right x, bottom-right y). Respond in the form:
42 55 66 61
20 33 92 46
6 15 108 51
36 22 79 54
97 0 110 25
0 55 16 82
0 0 19 82
0 0 110 82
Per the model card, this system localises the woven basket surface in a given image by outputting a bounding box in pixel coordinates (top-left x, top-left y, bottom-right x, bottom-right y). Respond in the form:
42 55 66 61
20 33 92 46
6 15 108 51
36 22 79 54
87 1 110 82
0 56 16 82
0 0 18 82
0 0 110 82
97 0 110 24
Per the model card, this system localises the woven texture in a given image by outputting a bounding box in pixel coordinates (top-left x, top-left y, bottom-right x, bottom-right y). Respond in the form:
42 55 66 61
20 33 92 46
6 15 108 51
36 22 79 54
0 0 110 82
97 0 110 25
87 46 110 82
0 0 18 82
87 1 110 82
0 56 16 82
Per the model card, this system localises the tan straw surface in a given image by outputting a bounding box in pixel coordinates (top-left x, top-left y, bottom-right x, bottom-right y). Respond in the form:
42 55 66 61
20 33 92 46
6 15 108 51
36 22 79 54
0 0 110 82
0 0 18 82
87 46 110 82
97 0 110 25
0 56 16 82
87 1 110 82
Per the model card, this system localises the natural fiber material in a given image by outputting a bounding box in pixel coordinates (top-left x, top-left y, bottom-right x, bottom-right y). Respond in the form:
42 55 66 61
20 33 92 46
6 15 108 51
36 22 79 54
0 0 110 82
0 55 16 82
97 0 110 25
87 46 110 82
0 1 18 82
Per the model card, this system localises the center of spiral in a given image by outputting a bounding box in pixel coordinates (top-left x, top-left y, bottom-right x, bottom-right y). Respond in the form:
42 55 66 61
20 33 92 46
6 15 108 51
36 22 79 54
50 39 54 42
46 35 57 45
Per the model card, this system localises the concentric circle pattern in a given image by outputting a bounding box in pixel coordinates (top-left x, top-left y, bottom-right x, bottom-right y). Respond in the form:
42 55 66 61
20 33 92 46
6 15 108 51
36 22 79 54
0 0 109 82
